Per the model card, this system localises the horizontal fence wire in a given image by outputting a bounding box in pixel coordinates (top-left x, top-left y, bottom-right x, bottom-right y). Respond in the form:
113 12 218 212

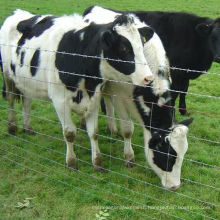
0 138 217 220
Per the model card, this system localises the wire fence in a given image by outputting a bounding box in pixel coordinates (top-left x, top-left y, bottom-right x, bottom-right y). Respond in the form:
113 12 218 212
0 12 219 219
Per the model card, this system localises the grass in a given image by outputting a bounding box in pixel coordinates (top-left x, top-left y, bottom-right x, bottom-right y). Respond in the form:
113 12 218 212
0 0 220 219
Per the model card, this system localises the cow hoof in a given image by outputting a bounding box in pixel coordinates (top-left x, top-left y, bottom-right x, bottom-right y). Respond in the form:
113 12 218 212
125 159 135 168
94 165 108 173
66 158 78 170
23 128 35 135
8 124 17 135
179 108 188 115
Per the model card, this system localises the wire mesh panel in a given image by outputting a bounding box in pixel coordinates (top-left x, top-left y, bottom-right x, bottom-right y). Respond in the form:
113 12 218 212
0 1 219 219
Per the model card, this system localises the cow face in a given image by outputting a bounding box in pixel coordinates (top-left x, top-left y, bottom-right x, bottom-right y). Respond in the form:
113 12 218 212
144 118 193 190
101 15 154 86
196 18 220 63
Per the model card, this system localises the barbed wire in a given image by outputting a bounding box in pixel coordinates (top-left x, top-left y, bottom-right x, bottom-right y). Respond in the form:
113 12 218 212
1 43 220 76
1 44 220 100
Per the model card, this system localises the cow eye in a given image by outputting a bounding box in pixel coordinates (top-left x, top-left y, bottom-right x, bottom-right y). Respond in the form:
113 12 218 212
120 45 129 54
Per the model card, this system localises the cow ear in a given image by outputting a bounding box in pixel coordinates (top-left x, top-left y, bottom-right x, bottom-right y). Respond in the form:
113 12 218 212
101 30 115 49
179 117 194 127
138 27 154 43
149 132 162 149
195 23 212 37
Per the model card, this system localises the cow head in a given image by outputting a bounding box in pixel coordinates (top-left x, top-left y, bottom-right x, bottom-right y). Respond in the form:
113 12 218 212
101 14 154 86
196 18 220 63
144 118 193 190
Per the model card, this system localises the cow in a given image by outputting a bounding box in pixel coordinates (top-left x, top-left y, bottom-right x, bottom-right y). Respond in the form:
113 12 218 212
84 6 220 115
83 6 171 134
83 6 193 190
0 9 155 171
103 80 193 190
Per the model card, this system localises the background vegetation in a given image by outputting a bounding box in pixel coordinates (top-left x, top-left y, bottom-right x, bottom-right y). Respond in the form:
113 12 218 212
0 0 219 219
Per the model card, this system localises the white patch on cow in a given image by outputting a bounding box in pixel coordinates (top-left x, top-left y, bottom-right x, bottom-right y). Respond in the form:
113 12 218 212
80 32 84 41
152 77 170 96
84 6 119 24
137 95 150 115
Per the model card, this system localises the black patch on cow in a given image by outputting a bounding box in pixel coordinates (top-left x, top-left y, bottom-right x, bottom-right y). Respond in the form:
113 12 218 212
16 15 55 55
55 25 103 96
10 62 16 75
133 86 172 132
16 15 41 55
20 51 25 67
149 133 177 171
83 5 96 17
30 48 40 76
104 35 135 75
72 90 83 104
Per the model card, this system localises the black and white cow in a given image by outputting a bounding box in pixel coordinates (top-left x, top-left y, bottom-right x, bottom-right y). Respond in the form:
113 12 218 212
83 6 193 190
0 9 154 170
84 6 220 115
83 6 171 134
103 80 193 190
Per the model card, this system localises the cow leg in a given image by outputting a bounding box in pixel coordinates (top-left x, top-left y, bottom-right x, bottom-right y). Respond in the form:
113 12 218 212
85 107 105 172
179 80 189 115
104 95 118 135
8 91 17 135
52 100 77 170
120 119 135 168
22 96 35 134
114 100 135 167
4 76 17 135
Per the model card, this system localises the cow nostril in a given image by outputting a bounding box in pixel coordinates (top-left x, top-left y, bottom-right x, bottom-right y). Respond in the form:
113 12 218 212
170 184 180 191
144 76 154 85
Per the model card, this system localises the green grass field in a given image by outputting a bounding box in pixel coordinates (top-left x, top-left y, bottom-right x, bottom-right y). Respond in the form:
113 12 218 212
0 0 220 219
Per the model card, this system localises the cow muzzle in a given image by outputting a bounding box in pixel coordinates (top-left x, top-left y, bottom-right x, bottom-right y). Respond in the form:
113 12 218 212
144 75 154 85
